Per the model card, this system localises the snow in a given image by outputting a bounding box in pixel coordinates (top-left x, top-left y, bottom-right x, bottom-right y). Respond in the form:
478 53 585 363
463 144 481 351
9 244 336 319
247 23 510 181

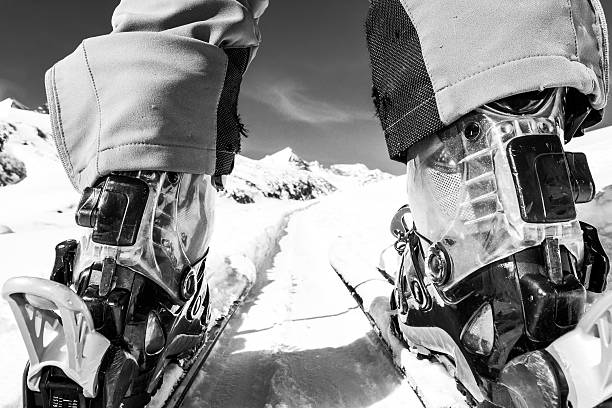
0 99 51 135
570 128 612 264
328 126 612 407
1 104 612 408
0 109 411 408
149 199 307 408
330 229 468 407
180 177 421 408
567 127 612 191
224 147 389 204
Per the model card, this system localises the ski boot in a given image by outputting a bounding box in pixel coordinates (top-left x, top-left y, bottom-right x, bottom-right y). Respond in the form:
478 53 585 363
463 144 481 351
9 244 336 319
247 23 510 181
3 171 216 408
389 88 612 407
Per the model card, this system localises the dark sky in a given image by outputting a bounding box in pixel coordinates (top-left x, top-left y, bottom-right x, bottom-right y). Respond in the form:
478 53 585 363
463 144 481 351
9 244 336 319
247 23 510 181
1 1 611 174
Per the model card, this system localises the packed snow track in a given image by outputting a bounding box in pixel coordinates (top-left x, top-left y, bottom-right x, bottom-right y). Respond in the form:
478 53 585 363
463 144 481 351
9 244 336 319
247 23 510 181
177 178 423 408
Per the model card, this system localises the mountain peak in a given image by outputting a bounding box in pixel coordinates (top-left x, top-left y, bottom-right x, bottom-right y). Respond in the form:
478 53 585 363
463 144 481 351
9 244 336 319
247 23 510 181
260 147 310 170
262 147 296 163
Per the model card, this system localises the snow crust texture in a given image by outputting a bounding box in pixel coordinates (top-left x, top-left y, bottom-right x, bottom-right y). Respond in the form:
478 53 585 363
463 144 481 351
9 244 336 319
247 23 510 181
180 177 422 408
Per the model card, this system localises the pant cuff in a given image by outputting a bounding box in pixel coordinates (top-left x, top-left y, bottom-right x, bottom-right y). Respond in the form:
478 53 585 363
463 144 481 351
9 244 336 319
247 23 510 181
46 31 228 191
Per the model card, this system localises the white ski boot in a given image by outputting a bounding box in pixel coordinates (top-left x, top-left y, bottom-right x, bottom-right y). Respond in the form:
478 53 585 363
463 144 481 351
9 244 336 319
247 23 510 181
389 88 612 407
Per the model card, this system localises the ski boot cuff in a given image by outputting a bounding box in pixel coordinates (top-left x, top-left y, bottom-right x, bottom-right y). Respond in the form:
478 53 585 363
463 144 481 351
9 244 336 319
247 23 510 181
74 171 216 303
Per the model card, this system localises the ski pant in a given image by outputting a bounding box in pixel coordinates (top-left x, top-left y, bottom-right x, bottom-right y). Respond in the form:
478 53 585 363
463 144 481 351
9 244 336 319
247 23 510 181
46 0 268 191
46 0 608 192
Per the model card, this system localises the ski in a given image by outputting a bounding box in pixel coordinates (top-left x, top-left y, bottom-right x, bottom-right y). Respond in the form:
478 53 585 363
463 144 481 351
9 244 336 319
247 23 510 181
330 212 612 408
329 239 468 408
1 172 251 408
159 283 252 408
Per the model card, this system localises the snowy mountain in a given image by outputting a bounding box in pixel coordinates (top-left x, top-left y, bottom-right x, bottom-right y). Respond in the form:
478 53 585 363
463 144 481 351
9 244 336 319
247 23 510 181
225 148 390 203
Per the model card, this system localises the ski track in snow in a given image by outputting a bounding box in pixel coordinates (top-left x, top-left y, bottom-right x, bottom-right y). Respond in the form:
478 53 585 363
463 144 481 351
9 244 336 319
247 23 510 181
0 197 305 408
181 179 422 408
175 127 612 408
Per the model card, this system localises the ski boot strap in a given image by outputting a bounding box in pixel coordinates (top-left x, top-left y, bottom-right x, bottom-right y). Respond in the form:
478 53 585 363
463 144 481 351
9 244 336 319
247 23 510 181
2 277 110 398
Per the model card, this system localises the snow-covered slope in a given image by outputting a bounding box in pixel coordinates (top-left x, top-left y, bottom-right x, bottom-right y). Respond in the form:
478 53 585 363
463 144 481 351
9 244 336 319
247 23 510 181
571 127 612 257
328 126 612 407
1 100 612 408
219 147 391 203
181 176 422 408
0 103 399 408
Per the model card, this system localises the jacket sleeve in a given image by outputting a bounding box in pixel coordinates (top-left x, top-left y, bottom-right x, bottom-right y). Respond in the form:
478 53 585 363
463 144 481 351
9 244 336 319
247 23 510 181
45 0 269 191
